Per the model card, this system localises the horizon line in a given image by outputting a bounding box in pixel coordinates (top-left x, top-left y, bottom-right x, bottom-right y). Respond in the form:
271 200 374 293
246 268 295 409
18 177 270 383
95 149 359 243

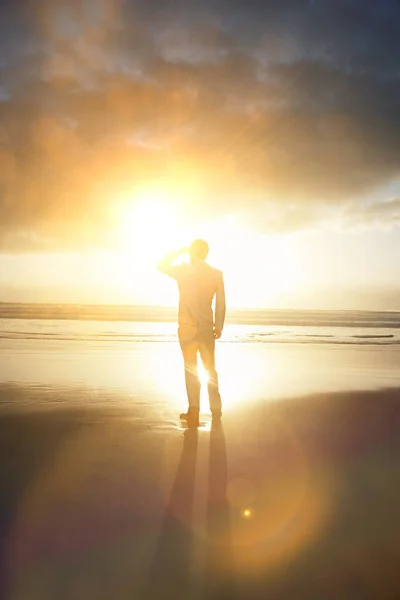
0 301 399 315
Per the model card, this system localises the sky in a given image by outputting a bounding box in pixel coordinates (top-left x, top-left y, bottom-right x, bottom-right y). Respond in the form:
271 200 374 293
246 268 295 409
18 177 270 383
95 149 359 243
0 0 400 309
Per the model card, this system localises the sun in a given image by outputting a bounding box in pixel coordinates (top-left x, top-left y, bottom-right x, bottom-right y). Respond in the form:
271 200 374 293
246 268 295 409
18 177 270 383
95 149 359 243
117 189 187 266
108 185 191 304
111 184 301 307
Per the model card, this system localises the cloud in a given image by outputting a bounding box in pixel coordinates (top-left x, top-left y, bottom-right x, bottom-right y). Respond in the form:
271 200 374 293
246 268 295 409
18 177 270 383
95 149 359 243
1 0 400 249
339 197 400 230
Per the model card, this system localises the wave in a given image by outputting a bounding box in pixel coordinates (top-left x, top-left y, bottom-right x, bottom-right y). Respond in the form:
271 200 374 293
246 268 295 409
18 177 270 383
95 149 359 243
1 303 400 329
1 330 399 346
352 334 394 339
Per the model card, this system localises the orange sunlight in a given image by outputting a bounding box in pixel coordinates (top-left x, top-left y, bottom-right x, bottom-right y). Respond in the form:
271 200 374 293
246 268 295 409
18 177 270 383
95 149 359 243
109 183 300 308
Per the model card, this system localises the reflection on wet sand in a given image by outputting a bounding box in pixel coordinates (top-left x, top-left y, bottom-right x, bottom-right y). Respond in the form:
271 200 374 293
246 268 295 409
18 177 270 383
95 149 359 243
0 411 85 599
1 386 399 599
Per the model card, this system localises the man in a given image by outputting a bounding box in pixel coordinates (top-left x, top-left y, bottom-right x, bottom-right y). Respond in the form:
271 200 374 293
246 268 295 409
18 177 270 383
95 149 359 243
158 239 226 428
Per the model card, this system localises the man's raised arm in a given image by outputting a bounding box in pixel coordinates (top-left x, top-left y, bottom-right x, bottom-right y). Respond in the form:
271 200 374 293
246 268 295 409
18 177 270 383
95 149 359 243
214 273 226 339
157 248 188 277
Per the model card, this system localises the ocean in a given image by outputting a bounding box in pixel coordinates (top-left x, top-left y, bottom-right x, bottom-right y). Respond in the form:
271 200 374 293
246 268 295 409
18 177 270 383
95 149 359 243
1 303 400 346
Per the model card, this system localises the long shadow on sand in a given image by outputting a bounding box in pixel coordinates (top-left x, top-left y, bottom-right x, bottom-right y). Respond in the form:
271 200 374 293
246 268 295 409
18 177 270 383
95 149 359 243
204 421 236 600
146 429 198 600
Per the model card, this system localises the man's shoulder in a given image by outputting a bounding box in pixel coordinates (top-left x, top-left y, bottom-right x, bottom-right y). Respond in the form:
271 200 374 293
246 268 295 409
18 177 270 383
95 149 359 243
205 264 223 280
209 263 223 275
188 262 223 281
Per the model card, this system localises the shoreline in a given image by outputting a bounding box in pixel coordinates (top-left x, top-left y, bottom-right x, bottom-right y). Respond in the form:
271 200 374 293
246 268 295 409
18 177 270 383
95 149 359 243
1 302 400 326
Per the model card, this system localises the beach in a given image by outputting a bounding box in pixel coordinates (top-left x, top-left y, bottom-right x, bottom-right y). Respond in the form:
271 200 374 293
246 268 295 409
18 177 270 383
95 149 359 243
1 0 399 596
1 385 399 599
1 313 400 599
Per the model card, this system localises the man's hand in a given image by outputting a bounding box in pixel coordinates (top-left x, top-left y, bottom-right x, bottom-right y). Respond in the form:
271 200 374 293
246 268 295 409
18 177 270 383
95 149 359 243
157 247 188 275
214 328 222 340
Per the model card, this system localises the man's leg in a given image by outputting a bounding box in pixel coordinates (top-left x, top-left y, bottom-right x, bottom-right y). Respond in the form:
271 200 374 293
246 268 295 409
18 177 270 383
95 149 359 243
198 334 222 417
180 340 200 424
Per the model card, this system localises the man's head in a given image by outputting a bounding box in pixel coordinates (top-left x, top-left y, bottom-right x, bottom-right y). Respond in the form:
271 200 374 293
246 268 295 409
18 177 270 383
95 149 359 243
189 239 209 263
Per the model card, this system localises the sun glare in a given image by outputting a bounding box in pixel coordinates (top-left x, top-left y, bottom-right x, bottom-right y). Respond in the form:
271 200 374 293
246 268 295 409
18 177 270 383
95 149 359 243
118 189 185 263
111 183 300 307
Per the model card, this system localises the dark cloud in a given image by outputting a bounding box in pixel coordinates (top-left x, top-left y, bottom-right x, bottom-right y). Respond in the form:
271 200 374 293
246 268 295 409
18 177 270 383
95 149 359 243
1 0 400 248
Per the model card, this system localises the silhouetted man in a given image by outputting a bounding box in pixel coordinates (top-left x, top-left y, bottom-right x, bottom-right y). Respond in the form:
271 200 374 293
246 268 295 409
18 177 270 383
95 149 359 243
158 239 226 428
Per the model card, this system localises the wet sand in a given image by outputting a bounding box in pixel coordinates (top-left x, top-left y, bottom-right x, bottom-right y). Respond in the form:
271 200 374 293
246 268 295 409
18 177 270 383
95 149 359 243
1 385 399 599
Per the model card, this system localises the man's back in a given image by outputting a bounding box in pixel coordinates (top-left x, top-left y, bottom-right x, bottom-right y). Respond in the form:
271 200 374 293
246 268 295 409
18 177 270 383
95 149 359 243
157 244 226 337
175 261 224 333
